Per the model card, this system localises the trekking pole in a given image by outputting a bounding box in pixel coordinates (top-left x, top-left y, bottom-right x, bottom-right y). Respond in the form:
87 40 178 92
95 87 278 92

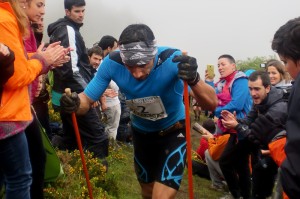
65 88 94 199
182 51 194 199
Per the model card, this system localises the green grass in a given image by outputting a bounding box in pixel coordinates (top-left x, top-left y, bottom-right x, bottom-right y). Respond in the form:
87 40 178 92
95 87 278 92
0 111 225 199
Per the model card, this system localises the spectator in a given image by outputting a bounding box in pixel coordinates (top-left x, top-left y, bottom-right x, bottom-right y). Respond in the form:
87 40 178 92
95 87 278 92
23 0 47 198
221 71 288 199
192 119 217 180
265 59 291 199
47 0 109 166
271 16 300 198
0 1 68 198
32 16 44 47
98 35 118 57
266 59 292 88
97 36 121 141
88 45 103 70
202 124 230 192
213 54 252 199
192 97 201 121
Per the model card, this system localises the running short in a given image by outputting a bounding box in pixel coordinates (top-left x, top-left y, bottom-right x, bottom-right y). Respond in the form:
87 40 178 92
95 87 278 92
132 120 187 190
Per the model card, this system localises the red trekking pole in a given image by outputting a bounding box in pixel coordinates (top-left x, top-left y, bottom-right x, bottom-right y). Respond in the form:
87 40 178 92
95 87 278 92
65 88 93 199
182 52 194 199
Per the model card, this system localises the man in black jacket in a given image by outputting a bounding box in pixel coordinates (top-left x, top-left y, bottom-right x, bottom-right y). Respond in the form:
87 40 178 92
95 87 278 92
271 16 300 199
47 0 108 163
221 70 288 199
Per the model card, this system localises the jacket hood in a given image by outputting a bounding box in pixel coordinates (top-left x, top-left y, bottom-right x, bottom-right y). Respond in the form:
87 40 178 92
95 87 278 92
47 17 83 37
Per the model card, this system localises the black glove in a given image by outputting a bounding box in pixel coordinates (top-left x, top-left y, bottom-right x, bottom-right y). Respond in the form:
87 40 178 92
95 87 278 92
60 92 80 113
250 114 285 145
172 55 200 86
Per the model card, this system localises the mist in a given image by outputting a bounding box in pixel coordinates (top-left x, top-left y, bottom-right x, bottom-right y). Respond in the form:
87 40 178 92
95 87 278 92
44 0 300 77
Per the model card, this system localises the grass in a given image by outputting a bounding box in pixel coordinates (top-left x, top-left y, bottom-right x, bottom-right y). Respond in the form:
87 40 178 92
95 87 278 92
0 111 225 199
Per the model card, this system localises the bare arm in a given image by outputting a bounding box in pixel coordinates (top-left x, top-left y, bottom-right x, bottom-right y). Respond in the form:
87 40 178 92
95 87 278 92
76 92 94 115
190 79 218 111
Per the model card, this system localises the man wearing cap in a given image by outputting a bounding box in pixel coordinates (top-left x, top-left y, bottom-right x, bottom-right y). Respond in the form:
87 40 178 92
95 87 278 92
60 23 217 198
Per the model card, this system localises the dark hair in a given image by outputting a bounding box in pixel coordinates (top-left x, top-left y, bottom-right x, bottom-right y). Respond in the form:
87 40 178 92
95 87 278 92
248 70 271 88
119 24 155 46
272 17 300 63
64 0 86 10
88 46 103 57
218 54 236 64
98 35 117 51
202 119 216 134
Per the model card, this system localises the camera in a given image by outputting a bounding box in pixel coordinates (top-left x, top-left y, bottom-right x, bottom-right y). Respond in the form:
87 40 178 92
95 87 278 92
260 63 267 68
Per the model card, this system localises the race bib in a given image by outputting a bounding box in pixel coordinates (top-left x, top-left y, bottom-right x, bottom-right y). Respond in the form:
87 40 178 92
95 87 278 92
126 96 167 121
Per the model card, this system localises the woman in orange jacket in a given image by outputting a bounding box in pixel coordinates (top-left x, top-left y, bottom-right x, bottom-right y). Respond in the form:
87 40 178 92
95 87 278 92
0 1 68 198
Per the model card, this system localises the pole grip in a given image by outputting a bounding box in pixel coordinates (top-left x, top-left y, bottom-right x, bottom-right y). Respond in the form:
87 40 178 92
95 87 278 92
65 88 71 96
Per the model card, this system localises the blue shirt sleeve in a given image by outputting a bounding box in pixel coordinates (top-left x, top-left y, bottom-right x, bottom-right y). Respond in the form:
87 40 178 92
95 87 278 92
215 78 249 117
205 80 214 88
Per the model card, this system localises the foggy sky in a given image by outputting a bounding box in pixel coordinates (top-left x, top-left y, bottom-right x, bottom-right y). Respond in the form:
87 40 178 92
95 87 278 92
44 0 300 77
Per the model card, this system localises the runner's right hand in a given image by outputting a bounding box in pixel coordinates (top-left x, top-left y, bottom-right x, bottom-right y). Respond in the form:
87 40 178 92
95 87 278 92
60 92 80 113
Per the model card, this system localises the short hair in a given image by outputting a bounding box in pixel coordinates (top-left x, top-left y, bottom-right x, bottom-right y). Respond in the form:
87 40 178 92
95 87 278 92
218 54 236 64
248 70 271 88
88 46 103 57
272 17 300 63
119 24 155 46
64 0 85 10
202 119 216 134
98 35 117 51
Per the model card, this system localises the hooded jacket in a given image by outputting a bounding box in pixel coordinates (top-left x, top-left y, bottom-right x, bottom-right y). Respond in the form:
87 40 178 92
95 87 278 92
239 86 288 126
47 17 95 106
281 74 300 198
236 86 288 146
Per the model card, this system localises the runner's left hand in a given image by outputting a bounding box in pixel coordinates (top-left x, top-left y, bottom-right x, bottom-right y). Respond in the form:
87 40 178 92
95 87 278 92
172 54 200 86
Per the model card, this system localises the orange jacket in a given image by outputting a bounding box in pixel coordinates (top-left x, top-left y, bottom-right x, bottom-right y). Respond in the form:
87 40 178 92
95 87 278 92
0 2 43 121
268 137 286 167
208 134 230 160
269 138 289 199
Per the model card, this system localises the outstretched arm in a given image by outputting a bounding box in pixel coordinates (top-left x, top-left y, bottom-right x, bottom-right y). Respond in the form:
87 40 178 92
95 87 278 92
190 79 218 111
172 54 217 111
76 92 94 115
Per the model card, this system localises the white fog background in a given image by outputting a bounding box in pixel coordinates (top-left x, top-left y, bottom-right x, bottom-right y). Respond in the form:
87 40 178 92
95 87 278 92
44 0 300 78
